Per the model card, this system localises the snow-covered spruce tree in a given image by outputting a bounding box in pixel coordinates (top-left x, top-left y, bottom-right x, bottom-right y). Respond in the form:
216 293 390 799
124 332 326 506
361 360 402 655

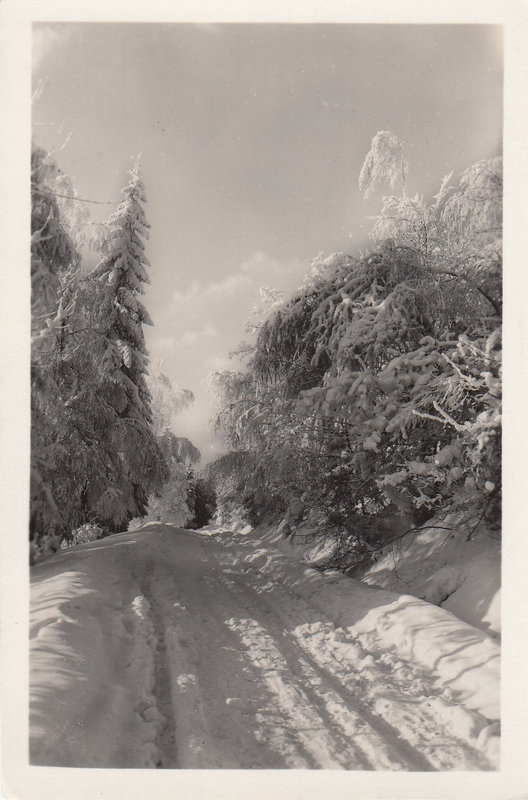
30 145 87 554
89 163 166 532
30 144 120 558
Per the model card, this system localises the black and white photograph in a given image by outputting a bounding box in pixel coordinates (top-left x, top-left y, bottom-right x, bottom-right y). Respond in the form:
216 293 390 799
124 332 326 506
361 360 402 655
1 3 527 799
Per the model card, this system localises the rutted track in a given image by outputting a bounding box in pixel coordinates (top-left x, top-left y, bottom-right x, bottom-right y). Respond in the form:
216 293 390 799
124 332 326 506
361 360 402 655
29 524 499 770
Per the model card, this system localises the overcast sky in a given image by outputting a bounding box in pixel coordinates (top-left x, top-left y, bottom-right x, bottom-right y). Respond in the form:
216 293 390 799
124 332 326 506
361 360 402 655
32 23 502 461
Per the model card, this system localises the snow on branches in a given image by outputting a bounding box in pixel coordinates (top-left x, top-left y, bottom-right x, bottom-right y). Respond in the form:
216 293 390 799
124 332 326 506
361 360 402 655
211 142 502 554
359 131 409 199
30 149 175 552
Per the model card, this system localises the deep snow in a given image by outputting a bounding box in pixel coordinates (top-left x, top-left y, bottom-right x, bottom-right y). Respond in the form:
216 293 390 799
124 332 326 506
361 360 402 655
30 523 499 770
253 514 500 639
355 517 501 639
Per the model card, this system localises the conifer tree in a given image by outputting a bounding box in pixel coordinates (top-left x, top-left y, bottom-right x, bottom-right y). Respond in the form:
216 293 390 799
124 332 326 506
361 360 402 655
30 146 84 550
89 163 166 530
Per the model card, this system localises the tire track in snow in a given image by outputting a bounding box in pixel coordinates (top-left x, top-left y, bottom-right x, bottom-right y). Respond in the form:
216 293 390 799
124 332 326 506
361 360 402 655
288 619 492 771
210 546 492 770
139 534 351 768
29 526 497 769
145 567 218 768
215 565 429 770
157 548 307 769
74 528 490 770
132 551 282 768
191 549 351 768
125 560 179 768
194 538 406 769
224 615 389 769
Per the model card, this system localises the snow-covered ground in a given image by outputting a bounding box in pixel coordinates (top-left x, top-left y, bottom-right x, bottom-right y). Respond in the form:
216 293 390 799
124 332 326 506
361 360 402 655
29 522 499 770
252 515 500 639
355 517 501 639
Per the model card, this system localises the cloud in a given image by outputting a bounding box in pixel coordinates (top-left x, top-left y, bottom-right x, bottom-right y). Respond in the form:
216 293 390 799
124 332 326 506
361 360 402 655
241 250 307 289
240 251 268 273
179 323 217 346
171 251 305 314
161 251 307 385
151 252 308 459
172 272 250 309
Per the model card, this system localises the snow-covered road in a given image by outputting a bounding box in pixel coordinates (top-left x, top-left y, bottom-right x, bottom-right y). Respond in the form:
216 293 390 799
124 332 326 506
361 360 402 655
30 524 500 770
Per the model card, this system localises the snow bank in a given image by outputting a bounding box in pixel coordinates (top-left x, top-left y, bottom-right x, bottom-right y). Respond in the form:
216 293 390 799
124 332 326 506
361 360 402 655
214 514 501 639
356 517 501 638
30 533 167 767
208 523 500 761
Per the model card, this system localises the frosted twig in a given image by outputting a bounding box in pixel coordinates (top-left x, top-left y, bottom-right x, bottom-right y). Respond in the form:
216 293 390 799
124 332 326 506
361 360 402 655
441 351 468 380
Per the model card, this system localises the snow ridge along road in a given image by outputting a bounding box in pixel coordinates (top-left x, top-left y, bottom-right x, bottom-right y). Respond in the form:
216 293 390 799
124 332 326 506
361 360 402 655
30 524 500 770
